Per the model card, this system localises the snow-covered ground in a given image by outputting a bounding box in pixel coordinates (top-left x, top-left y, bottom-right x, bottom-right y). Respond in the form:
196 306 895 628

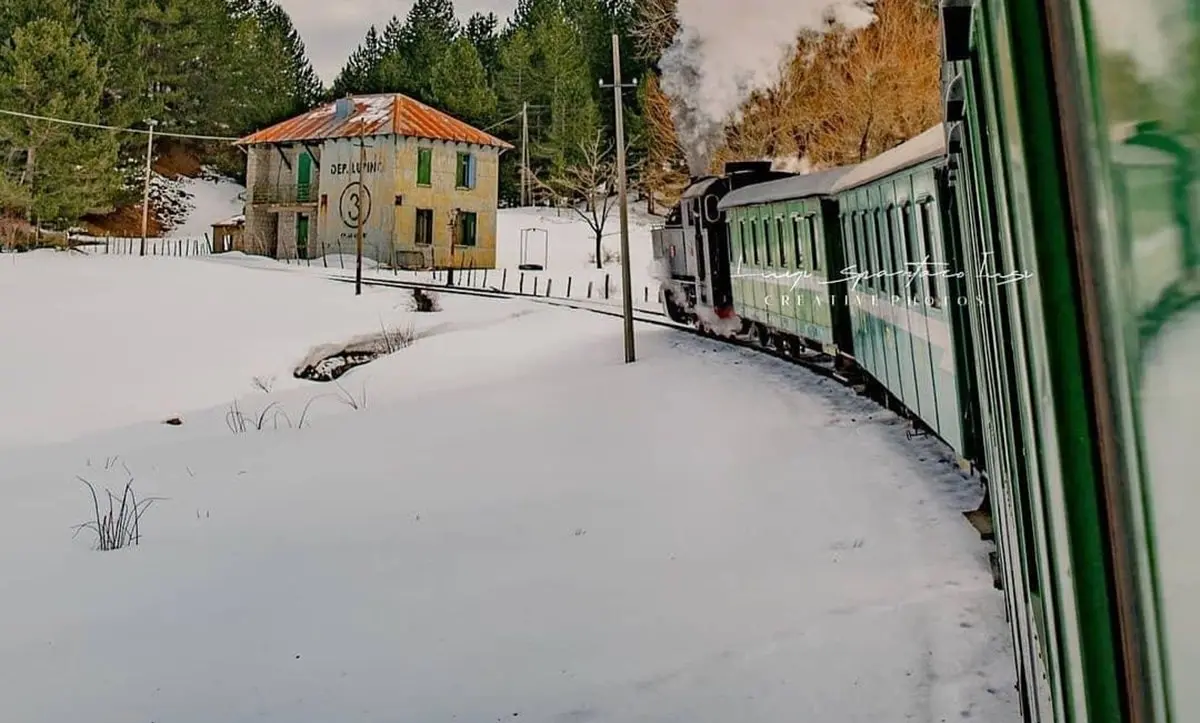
0 250 1021 722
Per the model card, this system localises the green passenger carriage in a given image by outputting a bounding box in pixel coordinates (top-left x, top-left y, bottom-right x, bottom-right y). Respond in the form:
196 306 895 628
716 167 854 355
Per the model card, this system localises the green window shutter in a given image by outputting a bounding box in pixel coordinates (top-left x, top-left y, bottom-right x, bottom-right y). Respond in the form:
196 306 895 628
417 148 431 186
460 212 477 246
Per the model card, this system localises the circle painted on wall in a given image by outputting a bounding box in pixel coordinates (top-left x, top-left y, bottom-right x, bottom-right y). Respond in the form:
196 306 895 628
339 182 372 228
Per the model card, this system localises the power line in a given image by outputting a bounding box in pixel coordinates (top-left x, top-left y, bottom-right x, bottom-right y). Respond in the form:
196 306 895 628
480 110 525 134
0 108 239 141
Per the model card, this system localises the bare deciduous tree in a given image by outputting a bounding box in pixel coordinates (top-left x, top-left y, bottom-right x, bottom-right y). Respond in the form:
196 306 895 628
527 131 637 269
631 0 680 61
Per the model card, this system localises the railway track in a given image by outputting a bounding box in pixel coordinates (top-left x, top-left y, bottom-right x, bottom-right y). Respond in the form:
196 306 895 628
326 272 856 386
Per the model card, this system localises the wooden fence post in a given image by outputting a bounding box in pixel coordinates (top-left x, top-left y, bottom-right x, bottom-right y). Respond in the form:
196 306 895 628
604 274 610 299
501 268 507 291
547 278 553 297
533 276 539 296
566 277 572 298
519 272 525 294
587 281 593 299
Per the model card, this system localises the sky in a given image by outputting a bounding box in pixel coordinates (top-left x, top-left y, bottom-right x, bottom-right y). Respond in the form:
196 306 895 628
277 0 521 85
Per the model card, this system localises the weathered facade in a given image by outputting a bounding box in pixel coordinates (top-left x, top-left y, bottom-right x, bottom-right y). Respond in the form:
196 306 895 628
235 94 512 268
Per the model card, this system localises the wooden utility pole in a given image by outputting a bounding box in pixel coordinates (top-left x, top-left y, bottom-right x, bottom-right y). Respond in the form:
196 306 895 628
355 121 365 296
521 101 529 207
601 34 637 363
139 119 157 257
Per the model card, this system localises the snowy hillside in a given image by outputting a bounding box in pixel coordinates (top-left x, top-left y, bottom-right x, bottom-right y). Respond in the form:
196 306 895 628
158 169 245 238
0 251 1021 723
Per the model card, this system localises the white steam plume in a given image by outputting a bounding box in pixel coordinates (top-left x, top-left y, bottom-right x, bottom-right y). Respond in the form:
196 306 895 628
659 0 872 175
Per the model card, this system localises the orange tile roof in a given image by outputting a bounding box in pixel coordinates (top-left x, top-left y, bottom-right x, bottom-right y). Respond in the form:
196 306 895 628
235 93 514 150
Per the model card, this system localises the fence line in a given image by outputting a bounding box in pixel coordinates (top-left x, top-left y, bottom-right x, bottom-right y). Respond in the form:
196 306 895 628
71 233 214 257
345 262 666 316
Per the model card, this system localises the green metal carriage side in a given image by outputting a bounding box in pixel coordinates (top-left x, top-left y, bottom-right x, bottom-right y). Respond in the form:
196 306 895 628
830 127 967 456
717 168 854 354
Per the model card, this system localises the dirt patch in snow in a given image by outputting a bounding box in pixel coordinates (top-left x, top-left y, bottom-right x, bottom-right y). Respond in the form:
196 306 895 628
293 306 545 383
294 325 417 382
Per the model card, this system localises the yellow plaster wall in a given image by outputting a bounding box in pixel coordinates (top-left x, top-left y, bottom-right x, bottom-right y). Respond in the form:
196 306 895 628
392 138 502 269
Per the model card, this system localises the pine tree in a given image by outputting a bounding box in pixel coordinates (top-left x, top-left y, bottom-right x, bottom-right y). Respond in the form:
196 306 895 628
331 26 384 95
530 6 600 175
496 5 599 188
463 12 501 83
255 0 324 113
394 0 461 103
0 18 120 224
507 0 561 35
430 37 497 128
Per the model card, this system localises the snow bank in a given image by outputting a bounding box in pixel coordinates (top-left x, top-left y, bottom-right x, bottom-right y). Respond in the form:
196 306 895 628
0 251 522 449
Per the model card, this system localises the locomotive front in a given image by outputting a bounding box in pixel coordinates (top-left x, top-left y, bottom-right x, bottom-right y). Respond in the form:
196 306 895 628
650 162 790 330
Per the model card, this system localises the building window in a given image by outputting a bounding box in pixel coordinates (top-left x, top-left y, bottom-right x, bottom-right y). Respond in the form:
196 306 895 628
415 208 433 245
417 148 432 186
457 211 477 246
456 151 476 189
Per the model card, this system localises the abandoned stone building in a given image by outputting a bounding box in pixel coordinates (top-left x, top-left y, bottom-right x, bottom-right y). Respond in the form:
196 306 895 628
233 93 513 268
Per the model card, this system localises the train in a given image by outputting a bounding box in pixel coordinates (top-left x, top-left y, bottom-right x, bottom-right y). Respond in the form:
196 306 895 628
651 2 1199 722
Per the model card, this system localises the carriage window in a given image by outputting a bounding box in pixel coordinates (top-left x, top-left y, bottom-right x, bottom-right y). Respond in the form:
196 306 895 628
858 212 873 291
872 210 887 295
807 215 821 272
864 212 879 292
875 210 890 297
776 217 788 269
763 218 774 266
918 202 942 308
885 207 903 299
792 216 806 270
901 204 923 302
739 219 749 267
841 215 855 285
751 220 760 265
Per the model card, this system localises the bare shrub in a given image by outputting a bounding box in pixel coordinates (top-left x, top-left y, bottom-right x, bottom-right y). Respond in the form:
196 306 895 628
411 288 441 312
379 319 415 353
72 476 163 551
334 380 368 410
226 400 292 433
252 375 276 393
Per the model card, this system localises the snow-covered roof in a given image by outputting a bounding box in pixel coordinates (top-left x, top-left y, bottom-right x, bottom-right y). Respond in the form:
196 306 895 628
213 214 244 226
830 124 946 193
718 166 855 210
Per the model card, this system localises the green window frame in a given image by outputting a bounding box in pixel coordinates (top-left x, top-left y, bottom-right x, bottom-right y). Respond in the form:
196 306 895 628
457 211 477 247
417 148 432 187
456 151 476 189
